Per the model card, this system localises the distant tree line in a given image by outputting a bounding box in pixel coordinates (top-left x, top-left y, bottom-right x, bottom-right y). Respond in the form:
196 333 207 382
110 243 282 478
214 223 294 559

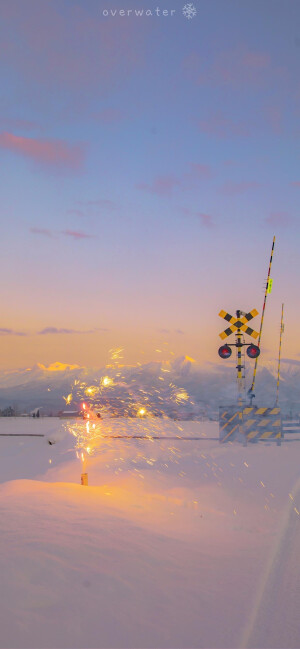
0 406 16 417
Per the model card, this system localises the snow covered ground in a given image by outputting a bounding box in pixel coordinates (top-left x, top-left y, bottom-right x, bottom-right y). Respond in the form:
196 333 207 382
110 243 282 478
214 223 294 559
0 416 299 648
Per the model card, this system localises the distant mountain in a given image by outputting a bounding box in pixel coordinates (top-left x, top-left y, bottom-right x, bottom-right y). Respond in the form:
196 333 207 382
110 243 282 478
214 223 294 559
0 357 299 417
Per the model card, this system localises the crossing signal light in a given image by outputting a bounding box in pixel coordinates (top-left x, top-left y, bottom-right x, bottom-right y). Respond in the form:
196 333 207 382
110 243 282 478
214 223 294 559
218 344 232 359
247 344 260 359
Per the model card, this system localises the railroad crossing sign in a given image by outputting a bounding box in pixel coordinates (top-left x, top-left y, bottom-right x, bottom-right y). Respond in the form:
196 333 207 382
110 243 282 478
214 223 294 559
219 309 259 340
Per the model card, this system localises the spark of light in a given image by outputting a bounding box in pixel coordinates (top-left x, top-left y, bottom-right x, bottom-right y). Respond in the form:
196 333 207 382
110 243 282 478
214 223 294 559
101 376 114 387
63 393 73 405
109 347 124 361
85 385 99 397
175 389 189 403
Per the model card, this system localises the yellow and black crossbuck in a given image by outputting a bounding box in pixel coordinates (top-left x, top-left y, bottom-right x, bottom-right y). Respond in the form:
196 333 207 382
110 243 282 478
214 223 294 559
219 309 259 340
219 405 282 444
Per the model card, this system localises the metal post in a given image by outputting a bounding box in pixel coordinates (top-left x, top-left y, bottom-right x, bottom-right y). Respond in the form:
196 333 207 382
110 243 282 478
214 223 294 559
275 303 284 407
236 311 246 445
249 236 275 402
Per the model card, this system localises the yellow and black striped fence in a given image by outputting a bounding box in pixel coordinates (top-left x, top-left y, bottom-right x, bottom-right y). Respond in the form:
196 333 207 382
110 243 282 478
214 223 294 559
219 405 282 445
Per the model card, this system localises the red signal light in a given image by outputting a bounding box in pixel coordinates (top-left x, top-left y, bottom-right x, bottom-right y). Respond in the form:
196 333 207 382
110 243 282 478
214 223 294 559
218 344 232 359
247 344 260 359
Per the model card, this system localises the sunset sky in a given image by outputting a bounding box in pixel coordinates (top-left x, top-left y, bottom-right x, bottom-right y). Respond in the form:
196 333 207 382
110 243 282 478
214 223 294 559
0 0 299 370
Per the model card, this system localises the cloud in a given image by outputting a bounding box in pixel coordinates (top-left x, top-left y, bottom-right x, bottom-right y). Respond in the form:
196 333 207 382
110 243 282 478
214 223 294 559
30 227 55 238
0 132 84 170
220 181 260 195
180 163 212 190
188 163 211 179
61 230 93 240
241 51 271 70
0 328 26 336
181 208 214 227
182 46 272 88
195 213 214 227
137 175 180 197
198 112 250 138
265 212 292 226
38 327 95 335
282 358 300 366
30 228 94 240
0 1 147 95
291 182 300 187
137 163 212 197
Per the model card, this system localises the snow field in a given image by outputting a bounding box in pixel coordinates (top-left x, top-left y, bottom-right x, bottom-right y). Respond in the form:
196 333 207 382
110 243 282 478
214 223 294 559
0 417 299 648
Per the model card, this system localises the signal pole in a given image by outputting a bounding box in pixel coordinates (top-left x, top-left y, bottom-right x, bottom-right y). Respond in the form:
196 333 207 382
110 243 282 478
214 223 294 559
236 314 245 444
235 311 244 401
275 303 284 407
248 236 275 404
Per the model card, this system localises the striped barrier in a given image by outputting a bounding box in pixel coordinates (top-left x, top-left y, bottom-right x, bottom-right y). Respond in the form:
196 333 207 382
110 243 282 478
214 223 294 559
243 406 282 444
219 406 245 444
219 405 282 445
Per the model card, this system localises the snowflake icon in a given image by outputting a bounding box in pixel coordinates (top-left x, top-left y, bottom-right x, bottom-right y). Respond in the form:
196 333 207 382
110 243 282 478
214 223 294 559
182 3 197 19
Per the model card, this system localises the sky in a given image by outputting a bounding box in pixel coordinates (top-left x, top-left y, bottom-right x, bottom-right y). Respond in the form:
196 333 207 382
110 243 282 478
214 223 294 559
0 0 299 370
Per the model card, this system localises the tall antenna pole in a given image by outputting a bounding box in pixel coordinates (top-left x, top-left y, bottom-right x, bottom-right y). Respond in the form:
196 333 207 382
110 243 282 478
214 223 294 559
248 236 275 402
275 303 284 407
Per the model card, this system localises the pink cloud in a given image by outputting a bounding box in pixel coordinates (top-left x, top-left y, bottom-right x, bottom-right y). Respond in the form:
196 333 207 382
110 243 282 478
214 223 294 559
198 112 250 138
191 46 271 87
180 163 213 190
181 207 194 217
241 51 271 70
137 175 180 196
196 213 214 228
291 181 300 187
220 181 260 195
30 227 54 238
61 230 93 240
188 163 211 178
0 132 84 170
179 48 290 111
181 208 214 227
137 164 212 197
0 1 147 93
265 212 292 226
